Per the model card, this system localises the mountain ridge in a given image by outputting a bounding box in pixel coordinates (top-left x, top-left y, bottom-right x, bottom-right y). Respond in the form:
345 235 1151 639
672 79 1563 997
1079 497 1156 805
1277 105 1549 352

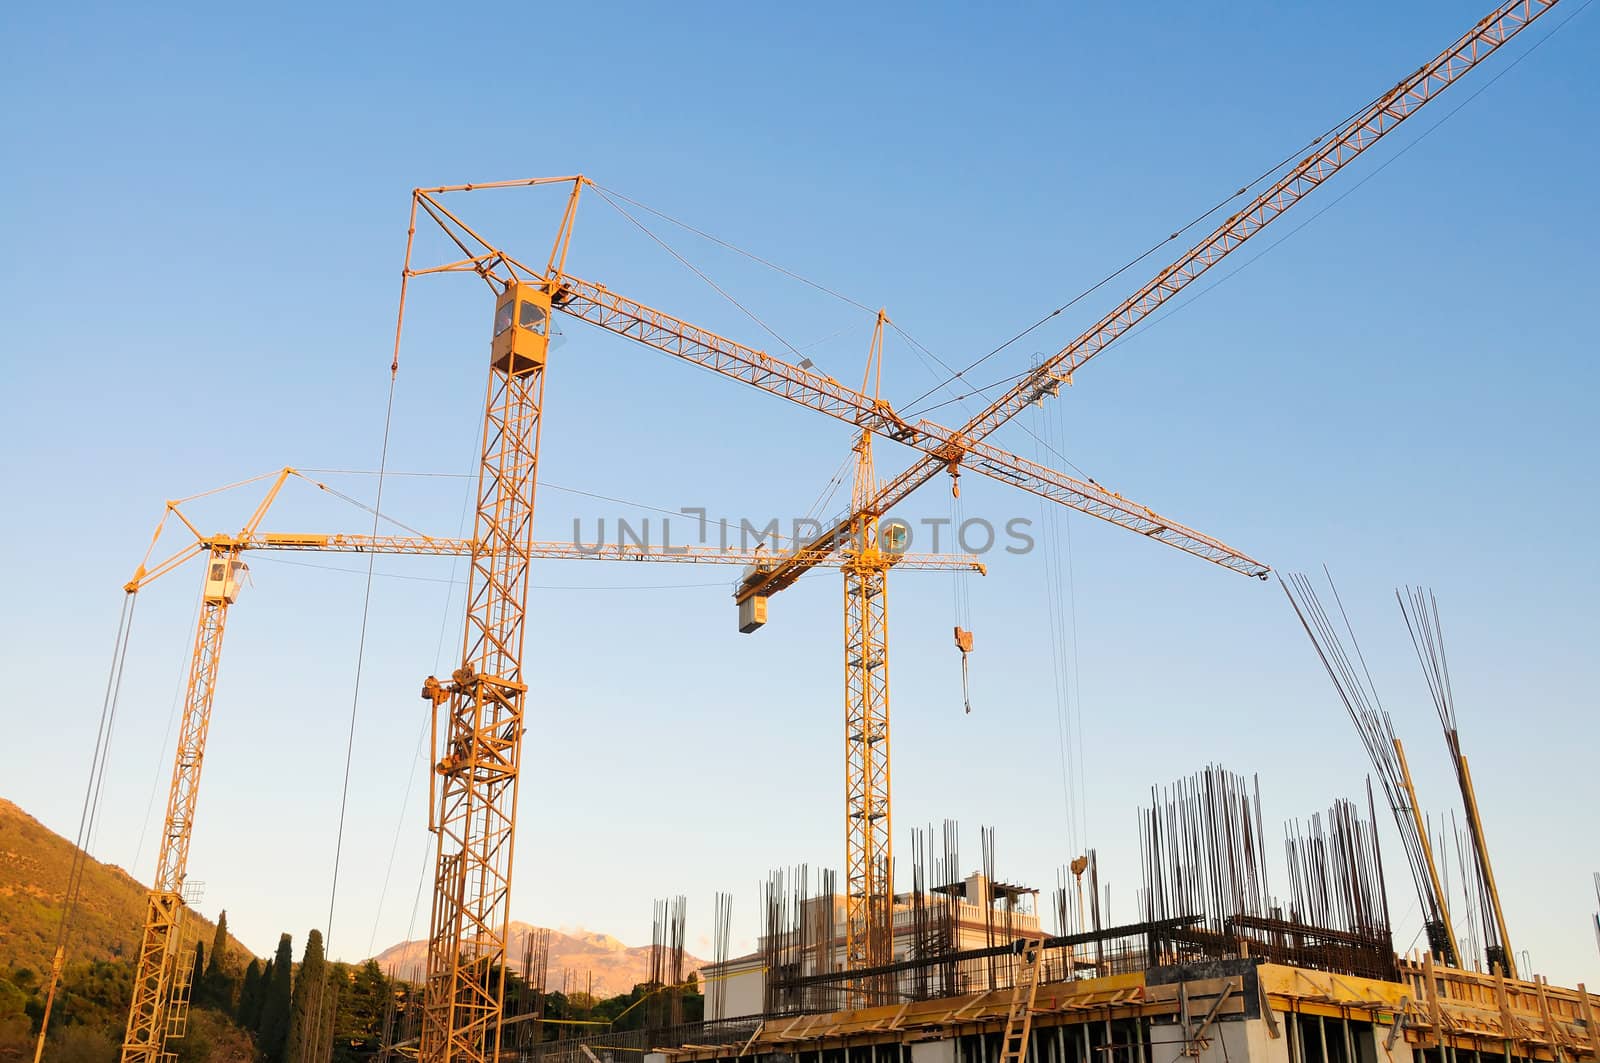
370 923 705 998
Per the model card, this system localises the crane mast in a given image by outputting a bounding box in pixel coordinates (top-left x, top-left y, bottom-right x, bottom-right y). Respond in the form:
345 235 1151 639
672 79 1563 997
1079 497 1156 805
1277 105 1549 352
842 314 894 981
417 279 552 1063
120 547 240 1063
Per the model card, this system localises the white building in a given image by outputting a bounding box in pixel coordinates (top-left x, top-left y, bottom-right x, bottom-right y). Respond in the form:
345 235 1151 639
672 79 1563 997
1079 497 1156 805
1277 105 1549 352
704 873 1043 1021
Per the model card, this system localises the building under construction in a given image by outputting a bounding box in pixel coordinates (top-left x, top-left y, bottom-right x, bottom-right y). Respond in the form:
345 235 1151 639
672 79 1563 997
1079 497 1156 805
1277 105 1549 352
516 766 1597 1063
45 3 1595 1063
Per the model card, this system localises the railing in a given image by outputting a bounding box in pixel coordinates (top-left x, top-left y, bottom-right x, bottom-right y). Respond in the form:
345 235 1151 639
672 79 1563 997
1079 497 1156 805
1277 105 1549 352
522 1017 763 1063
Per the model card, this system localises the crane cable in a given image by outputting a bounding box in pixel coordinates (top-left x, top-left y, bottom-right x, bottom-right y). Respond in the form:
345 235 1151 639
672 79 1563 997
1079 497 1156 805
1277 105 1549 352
312 362 401 1057
949 492 975 715
590 185 808 363
366 425 475 959
905 0 1593 423
130 588 203 873
895 75 1422 419
34 592 139 1061
588 182 986 420
1033 401 1088 860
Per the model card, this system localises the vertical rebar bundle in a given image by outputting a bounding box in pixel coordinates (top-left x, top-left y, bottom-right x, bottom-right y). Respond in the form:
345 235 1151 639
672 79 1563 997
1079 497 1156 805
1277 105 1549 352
710 892 732 1021
760 867 811 1014
936 820 960 995
1282 785 1392 940
810 870 838 1011
981 827 998 987
910 827 932 1000
649 896 688 1027
1139 764 1272 936
513 930 545 1050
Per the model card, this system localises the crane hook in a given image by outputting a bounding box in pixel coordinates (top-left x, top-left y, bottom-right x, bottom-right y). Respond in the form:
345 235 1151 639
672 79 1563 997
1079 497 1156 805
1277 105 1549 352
954 626 974 714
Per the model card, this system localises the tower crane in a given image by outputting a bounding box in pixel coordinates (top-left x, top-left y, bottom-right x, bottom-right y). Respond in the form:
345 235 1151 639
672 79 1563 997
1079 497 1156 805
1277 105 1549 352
735 0 1560 621
381 1 1557 1051
398 196 1260 1054
726 0 1561 970
117 468 483 1063
110 468 977 1062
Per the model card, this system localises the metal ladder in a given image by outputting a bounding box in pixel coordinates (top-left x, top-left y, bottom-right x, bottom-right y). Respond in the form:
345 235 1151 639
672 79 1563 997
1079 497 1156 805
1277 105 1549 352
997 934 1047 1063
160 940 198 1062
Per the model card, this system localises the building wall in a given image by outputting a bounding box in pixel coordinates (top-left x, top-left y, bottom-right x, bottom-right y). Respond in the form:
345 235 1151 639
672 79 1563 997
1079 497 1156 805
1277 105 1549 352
703 873 1044 1021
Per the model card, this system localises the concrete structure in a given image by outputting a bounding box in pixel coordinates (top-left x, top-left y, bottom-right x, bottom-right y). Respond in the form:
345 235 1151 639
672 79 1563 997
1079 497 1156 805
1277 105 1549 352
703 874 1045 1022
662 958 1600 1063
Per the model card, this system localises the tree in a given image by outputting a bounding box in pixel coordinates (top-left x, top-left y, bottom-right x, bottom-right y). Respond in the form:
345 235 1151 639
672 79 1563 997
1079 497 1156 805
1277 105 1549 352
0 976 33 1061
285 930 329 1063
44 1023 115 1063
236 960 261 1028
204 912 228 982
199 911 234 1013
329 961 390 1063
190 941 205 1003
172 1007 254 1063
258 935 293 1063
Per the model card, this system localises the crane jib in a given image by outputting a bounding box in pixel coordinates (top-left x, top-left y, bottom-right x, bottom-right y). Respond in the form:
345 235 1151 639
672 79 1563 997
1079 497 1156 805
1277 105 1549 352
724 0 1559 604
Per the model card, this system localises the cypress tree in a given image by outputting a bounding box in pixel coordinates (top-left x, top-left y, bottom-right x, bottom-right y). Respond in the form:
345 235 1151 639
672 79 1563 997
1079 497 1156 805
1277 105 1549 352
255 959 274 1029
205 912 227 978
286 929 328 1063
203 910 234 1011
191 940 205 997
238 959 262 1026
259 933 294 1062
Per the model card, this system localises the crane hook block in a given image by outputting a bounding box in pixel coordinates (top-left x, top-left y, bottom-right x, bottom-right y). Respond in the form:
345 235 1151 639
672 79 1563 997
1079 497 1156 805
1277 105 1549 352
954 626 975 715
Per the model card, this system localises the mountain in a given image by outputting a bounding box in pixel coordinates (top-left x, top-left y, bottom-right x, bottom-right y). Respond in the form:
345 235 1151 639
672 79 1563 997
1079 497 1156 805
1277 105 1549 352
0 797 246 975
371 923 705 998
0 795 694 1000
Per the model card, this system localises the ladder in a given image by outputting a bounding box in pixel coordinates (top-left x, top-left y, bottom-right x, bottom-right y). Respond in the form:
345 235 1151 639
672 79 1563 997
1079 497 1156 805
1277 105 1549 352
997 934 1046 1063
160 940 198 1063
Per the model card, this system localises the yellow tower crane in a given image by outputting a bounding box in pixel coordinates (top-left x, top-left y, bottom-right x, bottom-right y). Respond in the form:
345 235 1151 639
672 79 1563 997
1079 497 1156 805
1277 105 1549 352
107 467 978 1063
116 468 474 1063
726 0 1560 971
398 188 1263 1026
386 7 1557 1047
118 470 288 1063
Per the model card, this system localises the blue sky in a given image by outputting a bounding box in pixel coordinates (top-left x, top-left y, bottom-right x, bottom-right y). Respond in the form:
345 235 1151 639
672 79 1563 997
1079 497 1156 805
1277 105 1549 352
2 2 1596 986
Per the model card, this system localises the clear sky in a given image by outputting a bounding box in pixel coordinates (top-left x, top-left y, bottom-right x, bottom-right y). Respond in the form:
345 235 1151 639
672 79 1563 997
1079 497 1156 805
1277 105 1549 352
2 2 1596 988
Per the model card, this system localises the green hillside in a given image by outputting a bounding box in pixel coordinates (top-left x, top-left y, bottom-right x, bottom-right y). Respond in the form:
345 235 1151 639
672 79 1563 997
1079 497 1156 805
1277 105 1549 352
0 797 244 976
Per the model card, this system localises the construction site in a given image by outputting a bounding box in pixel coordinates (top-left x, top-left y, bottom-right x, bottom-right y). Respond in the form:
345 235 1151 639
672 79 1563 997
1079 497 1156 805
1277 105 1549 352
15 2 1598 1063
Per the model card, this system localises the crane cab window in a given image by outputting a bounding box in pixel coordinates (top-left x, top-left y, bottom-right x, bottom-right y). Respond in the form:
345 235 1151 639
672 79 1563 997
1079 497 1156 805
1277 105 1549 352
518 301 547 334
494 300 515 337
